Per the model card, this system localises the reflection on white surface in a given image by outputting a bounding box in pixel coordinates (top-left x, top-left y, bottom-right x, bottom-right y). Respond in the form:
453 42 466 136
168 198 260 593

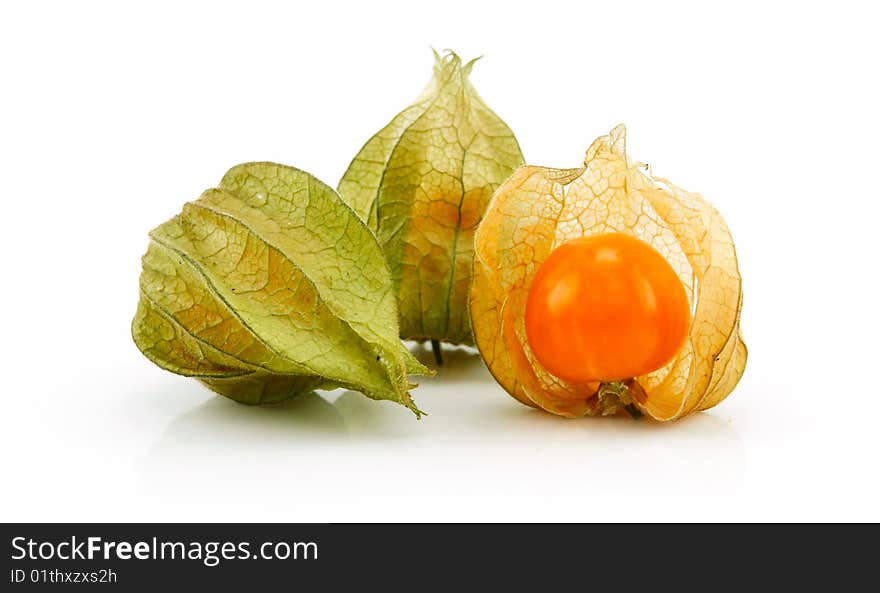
137 345 745 520
4 339 874 522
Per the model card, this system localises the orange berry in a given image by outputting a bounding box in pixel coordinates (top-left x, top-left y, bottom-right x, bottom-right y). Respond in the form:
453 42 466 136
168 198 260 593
525 233 690 383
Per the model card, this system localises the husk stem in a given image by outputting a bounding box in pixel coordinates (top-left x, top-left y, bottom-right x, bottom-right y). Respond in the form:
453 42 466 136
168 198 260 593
430 339 443 366
597 381 643 419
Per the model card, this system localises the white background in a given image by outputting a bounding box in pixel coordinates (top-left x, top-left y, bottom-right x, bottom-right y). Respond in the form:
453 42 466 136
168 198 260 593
1 0 878 522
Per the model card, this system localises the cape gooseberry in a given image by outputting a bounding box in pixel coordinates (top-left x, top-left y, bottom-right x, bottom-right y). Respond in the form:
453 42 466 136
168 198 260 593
470 125 746 421
524 233 690 384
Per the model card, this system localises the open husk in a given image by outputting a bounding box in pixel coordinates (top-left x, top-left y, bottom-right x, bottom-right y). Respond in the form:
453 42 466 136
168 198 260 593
470 125 746 421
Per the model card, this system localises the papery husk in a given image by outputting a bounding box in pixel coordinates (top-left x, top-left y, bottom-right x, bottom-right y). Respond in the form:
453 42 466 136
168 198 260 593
338 50 524 345
133 162 429 415
470 125 746 421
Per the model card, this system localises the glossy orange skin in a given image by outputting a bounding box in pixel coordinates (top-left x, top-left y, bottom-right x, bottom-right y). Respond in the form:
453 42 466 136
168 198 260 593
524 233 690 383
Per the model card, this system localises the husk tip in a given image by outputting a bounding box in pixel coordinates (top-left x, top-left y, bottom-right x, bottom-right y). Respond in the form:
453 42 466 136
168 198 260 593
430 48 481 77
584 123 629 165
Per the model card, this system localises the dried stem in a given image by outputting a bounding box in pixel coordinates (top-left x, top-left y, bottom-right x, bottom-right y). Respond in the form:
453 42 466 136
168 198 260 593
430 339 443 366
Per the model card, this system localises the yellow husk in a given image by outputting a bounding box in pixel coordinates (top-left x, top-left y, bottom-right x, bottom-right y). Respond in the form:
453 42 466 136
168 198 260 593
470 125 746 421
